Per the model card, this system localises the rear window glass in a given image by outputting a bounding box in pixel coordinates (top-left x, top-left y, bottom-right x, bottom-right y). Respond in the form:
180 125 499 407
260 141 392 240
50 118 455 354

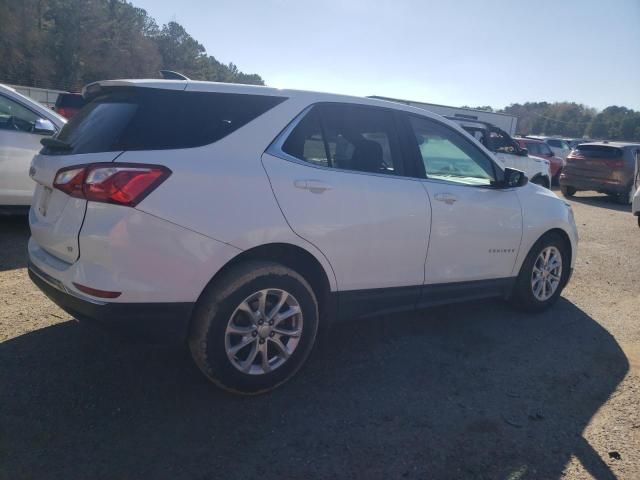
574 145 623 158
55 94 85 109
48 88 287 155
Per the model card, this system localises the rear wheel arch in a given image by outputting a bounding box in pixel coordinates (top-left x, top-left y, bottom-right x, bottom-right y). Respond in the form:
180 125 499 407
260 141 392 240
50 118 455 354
194 243 333 320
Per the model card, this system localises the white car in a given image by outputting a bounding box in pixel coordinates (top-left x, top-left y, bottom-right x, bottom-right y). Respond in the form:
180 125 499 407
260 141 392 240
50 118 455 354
27 79 578 394
0 84 66 214
529 136 572 160
450 118 552 188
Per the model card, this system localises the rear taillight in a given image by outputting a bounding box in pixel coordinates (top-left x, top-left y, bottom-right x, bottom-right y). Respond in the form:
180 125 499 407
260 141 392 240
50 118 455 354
53 163 171 207
56 107 77 119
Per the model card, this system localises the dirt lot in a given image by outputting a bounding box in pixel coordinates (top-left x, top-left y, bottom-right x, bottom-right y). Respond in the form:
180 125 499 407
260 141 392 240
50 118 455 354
1 190 639 480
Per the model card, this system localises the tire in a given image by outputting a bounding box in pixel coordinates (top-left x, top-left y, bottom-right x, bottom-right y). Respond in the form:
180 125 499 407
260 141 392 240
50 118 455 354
510 232 571 312
613 187 632 205
532 176 550 189
560 185 576 198
189 261 319 395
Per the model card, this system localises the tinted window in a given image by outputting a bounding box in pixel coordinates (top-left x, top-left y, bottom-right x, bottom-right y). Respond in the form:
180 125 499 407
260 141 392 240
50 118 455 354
50 88 286 155
547 139 568 149
0 94 41 133
282 109 329 167
539 143 553 155
408 115 495 186
282 104 402 175
574 145 623 158
525 142 541 155
55 94 85 109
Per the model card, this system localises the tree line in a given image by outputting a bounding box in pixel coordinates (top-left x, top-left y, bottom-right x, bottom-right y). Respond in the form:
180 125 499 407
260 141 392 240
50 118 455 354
464 102 640 142
0 0 264 92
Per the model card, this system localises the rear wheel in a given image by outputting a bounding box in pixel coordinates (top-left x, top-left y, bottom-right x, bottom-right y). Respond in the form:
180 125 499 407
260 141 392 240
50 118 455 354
510 232 570 312
560 185 576 198
189 261 319 394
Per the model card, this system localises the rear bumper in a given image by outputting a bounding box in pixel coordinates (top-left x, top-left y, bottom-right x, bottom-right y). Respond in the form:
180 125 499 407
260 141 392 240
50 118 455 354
29 262 193 345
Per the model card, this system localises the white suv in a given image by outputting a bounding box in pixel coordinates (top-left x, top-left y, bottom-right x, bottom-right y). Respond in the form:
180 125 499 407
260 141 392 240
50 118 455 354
28 80 578 394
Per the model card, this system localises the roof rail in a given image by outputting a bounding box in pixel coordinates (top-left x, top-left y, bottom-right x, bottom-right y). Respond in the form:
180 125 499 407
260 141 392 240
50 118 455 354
159 70 190 81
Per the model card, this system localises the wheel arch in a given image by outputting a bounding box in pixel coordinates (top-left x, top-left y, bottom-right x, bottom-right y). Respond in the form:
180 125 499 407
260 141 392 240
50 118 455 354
194 242 335 320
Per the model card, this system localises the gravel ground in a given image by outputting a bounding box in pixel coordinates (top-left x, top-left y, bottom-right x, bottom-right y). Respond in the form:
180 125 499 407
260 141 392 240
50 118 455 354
1 189 639 480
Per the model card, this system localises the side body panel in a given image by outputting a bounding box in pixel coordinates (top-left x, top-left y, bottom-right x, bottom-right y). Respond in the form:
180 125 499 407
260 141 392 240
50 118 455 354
420 180 522 284
513 184 578 273
262 152 431 291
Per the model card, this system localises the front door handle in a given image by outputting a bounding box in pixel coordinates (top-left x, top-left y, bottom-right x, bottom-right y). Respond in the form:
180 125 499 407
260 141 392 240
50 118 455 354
294 180 332 194
434 193 457 205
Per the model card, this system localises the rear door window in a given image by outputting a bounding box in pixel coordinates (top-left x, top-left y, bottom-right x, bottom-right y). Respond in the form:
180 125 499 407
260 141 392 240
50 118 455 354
281 104 404 176
48 88 287 155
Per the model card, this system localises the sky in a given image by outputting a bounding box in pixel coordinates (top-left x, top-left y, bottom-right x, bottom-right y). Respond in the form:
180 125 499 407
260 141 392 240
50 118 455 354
133 0 640 111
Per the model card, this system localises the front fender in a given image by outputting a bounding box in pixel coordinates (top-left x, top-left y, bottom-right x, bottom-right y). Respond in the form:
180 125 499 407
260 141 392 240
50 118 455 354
513 184 578 275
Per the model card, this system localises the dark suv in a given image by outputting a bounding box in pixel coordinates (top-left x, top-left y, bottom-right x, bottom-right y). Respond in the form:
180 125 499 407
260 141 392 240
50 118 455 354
54 93 85 119
560 142 640 204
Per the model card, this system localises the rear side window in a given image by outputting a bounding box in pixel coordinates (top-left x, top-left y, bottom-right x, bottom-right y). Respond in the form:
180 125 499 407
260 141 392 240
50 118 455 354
282 104 402 176
574 145 623 158
50 89 286 154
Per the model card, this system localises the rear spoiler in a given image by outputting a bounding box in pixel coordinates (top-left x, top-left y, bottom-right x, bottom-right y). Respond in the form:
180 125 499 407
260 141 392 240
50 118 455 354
82 71 190 100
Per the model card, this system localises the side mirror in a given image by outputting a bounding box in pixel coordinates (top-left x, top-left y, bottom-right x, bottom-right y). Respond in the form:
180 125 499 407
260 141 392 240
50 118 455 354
502 167 528 188
33 118 56 136
518 147 528 156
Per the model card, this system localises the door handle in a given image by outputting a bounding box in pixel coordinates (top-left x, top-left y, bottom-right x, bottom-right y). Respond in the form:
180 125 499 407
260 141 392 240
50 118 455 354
434 193 457 205
294 180 332 193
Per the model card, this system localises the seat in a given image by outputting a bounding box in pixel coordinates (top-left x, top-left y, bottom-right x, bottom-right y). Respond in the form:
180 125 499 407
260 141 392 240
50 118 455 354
350 139 383 173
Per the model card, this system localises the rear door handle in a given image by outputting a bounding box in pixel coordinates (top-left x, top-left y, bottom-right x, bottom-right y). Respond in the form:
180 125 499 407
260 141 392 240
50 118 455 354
434 193 457 205
294 180 332 193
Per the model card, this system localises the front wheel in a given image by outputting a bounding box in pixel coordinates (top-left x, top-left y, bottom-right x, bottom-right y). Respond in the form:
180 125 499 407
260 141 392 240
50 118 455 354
189 261 319 394
561 185 576 197
510 232 571 312
531 176 550 189
613 187 633 205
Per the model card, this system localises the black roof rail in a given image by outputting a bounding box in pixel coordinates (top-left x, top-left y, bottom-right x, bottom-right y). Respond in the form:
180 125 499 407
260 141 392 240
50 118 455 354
159 70 190 81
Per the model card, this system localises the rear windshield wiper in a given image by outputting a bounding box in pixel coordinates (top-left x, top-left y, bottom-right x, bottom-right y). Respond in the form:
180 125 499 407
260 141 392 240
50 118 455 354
40 137 72 151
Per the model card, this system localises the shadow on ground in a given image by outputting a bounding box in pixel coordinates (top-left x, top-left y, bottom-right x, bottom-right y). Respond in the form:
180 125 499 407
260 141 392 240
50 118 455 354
0 216 29 272
567 192 631 213
0 298 628 479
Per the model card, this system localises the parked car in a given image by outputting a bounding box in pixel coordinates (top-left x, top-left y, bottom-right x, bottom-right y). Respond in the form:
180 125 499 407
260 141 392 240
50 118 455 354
632 150 640 227
0 83 66 214
565 138 593 150
515 137 564 184
28 79 578 394
560 142 640 204
450 118 551 188
54 92 85 119
528 136 572 160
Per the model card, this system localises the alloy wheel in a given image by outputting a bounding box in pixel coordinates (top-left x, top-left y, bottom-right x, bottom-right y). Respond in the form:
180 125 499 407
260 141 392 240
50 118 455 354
225 289 303 375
